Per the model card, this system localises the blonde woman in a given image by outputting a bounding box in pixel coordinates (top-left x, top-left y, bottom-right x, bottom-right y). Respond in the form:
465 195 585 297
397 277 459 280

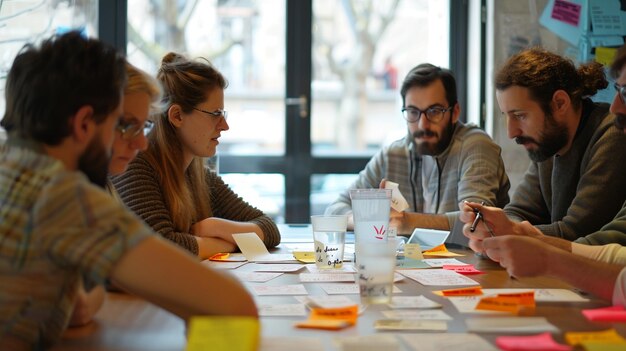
69 63 162 326
112 53 280 259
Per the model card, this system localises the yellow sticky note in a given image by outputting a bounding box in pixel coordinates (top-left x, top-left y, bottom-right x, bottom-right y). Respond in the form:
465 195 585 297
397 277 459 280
582 341 626 351
186 316 259 351
404 243 424 260
293 251 316 263
595 47 618 67
434 286 483 297
423 244 464 257
565 329 626 346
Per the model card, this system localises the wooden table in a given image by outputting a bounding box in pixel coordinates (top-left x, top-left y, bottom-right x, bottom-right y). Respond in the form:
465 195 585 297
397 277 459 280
53 226 626 350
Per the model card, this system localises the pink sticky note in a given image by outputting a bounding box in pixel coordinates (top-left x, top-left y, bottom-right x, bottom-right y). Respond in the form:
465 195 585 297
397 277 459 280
551 0 581 26
582 305 626 322
442 264 483 275
496 332 571 351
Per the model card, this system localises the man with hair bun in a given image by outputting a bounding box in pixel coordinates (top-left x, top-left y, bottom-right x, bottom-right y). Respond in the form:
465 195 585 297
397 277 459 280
462 47 626 243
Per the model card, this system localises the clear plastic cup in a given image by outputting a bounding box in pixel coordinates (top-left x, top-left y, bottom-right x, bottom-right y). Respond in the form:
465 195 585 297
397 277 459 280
310 215 348 269
356 239 398 304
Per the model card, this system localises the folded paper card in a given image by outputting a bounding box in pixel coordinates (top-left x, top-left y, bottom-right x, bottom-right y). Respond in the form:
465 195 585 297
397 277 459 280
232 233 299 263
384 180 410 212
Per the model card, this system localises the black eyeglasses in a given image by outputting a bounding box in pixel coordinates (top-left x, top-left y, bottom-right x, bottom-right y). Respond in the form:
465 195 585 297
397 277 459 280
401 106 453 124
116 119 154 140
193 107 228 120
614 83 626 104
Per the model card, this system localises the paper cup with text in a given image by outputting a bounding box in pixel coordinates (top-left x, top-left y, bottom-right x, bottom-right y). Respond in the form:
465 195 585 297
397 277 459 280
310 215 348 269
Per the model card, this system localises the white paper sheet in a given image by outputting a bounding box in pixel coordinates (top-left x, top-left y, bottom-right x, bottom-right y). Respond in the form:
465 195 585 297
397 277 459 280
422 258 468 268
400 333 497 351
447 288 588 314
234 272 283 283
399 269 479 287
298 273 355 282
251 284 308 296
465 317 559 333
381 309 452 320
252 264 305 272
319 283 402 295
258 304 307 316
388 295 442 309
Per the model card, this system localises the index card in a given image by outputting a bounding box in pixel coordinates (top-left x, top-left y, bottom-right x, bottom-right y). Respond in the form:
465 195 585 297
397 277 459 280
465 317 559 333
258 304 306 317
251 284 308 296
400 333 497 351
399 269 479 287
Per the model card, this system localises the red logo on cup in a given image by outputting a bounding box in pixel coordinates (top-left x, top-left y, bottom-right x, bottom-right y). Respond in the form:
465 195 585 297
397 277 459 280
374 225 386 240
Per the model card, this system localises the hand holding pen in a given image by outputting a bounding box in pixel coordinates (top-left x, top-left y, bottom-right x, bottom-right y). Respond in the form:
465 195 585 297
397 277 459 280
469 202 495 236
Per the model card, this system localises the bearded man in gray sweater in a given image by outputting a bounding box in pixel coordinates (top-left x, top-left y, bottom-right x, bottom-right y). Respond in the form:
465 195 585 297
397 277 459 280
326 64 510 246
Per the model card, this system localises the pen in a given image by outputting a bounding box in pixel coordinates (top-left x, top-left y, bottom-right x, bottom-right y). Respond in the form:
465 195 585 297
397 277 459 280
469 201 486 233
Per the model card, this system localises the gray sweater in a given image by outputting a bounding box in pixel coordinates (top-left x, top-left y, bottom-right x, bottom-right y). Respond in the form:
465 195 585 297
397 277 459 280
325 121 510 245
504 100 626 240
111 153 281 255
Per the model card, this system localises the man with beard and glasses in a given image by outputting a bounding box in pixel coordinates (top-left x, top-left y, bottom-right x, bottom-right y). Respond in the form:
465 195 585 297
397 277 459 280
459 47 626 248
326 63 510 246
454 45 626 306
0 32 256 350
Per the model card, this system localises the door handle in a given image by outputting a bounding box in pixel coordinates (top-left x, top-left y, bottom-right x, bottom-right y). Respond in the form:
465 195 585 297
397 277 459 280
285 95 308 118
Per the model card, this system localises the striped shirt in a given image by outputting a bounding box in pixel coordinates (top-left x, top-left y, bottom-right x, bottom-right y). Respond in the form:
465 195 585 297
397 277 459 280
325 121 510 245
111 153 281 255
0 140 152 349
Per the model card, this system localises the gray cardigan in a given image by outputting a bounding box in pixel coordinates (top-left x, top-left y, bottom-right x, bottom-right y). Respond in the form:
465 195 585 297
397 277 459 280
325 121 510 246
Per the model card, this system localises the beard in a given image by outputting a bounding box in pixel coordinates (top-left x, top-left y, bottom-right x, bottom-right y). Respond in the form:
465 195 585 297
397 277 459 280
77 132 110 188
413 122 455 156
515 112 568 162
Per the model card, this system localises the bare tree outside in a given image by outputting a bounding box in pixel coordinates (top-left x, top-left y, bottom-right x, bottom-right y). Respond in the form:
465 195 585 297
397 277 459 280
315 0 400 150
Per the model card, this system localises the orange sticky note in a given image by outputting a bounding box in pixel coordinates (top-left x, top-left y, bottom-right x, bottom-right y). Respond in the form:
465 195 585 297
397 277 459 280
209 252 230 261
310 305 359 325
294 319 351 330
582 305 626 323
295 305 358 331
497 291 536 306
496 332 571 351
423 244 463 257
434 286 483 297
475 296 535 315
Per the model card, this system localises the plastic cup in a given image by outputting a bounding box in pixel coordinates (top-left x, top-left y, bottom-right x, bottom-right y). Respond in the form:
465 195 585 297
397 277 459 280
310 215 348 269
350 189 392 245
356 239 398 304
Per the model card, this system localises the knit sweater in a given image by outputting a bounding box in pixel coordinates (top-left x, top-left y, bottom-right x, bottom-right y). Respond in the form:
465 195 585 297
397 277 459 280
504 100 626 240
111 153 281 255
325 121 510 245
574 201 626 246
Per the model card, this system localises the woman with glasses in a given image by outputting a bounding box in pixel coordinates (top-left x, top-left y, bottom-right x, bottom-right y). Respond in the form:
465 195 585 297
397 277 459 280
112 53 280 259
69 62 162 327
